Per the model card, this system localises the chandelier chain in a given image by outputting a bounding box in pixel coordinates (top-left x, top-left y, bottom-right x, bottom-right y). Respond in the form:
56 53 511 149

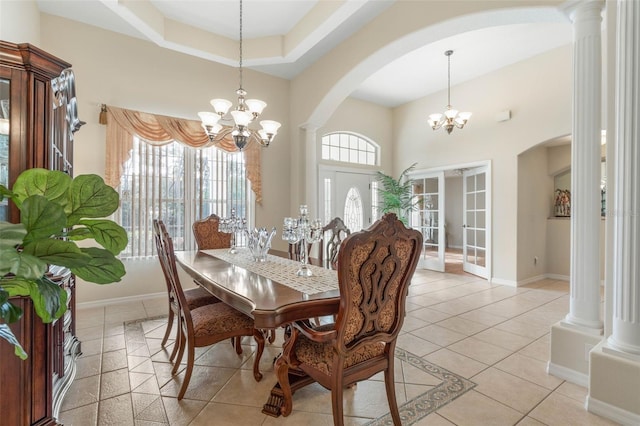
239 0 243 90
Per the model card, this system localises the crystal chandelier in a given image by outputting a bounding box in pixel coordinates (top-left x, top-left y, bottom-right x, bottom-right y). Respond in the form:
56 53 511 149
427 50 471 134
198 0 281 151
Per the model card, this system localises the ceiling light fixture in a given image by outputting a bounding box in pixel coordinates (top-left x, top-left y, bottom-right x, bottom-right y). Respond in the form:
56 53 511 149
198 0 281 151
428 50 471 135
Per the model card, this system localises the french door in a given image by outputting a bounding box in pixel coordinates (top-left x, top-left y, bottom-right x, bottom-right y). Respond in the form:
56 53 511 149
411 172 446 272
463 167 489 278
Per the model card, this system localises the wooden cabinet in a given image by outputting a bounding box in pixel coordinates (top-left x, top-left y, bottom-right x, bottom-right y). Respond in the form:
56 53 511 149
0 41 81 426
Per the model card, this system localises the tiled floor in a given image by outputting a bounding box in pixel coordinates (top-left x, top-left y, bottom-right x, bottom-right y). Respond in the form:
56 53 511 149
59 269 619 425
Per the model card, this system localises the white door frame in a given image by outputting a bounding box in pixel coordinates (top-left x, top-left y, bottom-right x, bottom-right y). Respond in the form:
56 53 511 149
409 161 492 279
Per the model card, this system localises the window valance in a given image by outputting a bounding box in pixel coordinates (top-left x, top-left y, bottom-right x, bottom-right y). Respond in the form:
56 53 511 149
102 105 262 203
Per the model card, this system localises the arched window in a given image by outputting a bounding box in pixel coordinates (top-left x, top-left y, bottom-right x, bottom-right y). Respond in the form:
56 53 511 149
321 132 378 166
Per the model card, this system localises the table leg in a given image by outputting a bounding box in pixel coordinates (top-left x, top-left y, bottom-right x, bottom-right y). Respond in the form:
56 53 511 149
262 372 315 417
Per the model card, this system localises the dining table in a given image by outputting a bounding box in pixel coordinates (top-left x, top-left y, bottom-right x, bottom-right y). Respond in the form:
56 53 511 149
175 247 340 416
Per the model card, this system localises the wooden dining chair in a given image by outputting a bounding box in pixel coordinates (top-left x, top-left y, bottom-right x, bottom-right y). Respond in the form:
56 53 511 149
319 217 350 269
192 214 232 250
153 219 265 400
273 213 422 425
156 223 220 356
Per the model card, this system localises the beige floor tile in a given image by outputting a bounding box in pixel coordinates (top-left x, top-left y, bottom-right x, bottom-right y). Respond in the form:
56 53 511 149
102 348 128 373
554 381 588 403
458 309 508 326
396 332 442 357
81 337 104 357
400 361 443 386
412 412 456 425
401 314 431 331
101 368 132 400
407 307 454 323
77 325 104 341
410 324 468 347
495 353 564 390
473 328 535 351
190 402 268 425
212 368 280 407
60 374 101 411
436 316 491 335
103 333 127 352
472 367 551 413
436 390 523 425
448 336 513 365
424 348 488 378
76 353 102 379
529 392 619 426
428 300 477 316
160 396 207 426
494 318 552 339
516 416 547 425
58 402 99 426
518 335 551 363
97 394 134 426
161 365 237 401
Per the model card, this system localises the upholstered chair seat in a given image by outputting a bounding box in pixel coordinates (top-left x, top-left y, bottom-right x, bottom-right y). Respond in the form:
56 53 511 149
191 303 255 338
185 286 219 310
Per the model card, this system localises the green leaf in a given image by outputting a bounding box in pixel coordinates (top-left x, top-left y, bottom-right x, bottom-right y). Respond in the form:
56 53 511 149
78 219 129 254
0 250 47 279
12 168 71 209
0 184 13 202
0 222 26 249
20 195 67 244
33 277 67 322
66 227 93 240
0 324 28 360
22 239 92 269
0 300 23 323
66 175 119 226
72 247 126 284
1 277 66 323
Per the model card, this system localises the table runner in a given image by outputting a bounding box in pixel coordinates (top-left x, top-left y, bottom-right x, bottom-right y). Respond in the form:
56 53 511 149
202 248 338 295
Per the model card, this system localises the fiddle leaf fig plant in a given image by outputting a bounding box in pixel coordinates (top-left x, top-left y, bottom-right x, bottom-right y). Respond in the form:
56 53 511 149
0 168 127 359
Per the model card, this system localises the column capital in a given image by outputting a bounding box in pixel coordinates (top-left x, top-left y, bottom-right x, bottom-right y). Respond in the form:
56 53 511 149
561 0 604 22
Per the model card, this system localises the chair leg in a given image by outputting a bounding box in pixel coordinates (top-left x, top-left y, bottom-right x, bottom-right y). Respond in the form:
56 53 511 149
172 326 186 375
177 336 195 400
384 360 401 426
331 365 345 426
169 315 181 362
252 329 265 382
234 336 243 354
161 307 174 347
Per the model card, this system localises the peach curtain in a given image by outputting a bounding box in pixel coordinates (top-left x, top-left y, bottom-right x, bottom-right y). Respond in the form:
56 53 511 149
103 105 262 203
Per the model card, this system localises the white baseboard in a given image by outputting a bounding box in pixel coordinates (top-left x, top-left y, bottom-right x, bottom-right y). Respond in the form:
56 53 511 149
545 273 570 281
489 277 517 287
517 274 547 286
587 395 640 426
77 291 165 309
547 361 589 387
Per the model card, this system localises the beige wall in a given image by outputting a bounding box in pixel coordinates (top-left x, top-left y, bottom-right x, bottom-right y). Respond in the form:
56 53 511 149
393 46 572 285
0 0 40 45
34 14 291 303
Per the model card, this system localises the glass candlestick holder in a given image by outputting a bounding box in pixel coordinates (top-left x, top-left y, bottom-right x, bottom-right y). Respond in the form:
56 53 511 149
282 204 323 276
219 208 246 254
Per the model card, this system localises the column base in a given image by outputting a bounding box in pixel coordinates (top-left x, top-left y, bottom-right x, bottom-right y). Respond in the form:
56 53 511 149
587 340 640 425
547 322 603 386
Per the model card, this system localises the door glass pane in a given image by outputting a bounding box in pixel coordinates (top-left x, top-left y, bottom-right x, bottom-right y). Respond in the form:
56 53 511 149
466 193 475 209
477 230 486 247
476 249 486 266
425 178 438 193
466 211 475 227
466 175 475 191
344 187 363 232
466 229 475 246
476 192 486 209
476 211 486 228
476 173 486 191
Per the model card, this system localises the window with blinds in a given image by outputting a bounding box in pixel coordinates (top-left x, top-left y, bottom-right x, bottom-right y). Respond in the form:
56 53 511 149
116 137 249 258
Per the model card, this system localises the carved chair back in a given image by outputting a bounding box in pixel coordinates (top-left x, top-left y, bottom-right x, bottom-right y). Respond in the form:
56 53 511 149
192 214 231 250
321 217 351 268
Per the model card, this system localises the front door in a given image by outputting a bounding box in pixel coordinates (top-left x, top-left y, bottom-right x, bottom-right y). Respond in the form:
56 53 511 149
334 172 373 232
463 167 489 278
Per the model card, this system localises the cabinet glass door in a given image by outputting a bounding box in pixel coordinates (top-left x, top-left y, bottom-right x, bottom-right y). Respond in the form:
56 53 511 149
0 78 9 221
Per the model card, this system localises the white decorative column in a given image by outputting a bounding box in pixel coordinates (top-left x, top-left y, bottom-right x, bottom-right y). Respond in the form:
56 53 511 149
548 0 604 385
301 124 319 216
588 1 640 424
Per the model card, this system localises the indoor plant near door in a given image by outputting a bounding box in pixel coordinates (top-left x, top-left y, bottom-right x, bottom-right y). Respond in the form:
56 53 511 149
375 162 418 225
0 168 127 358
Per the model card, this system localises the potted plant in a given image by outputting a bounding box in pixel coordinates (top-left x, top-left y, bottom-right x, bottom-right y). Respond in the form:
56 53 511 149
0 168 127 359
375 162 418 225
